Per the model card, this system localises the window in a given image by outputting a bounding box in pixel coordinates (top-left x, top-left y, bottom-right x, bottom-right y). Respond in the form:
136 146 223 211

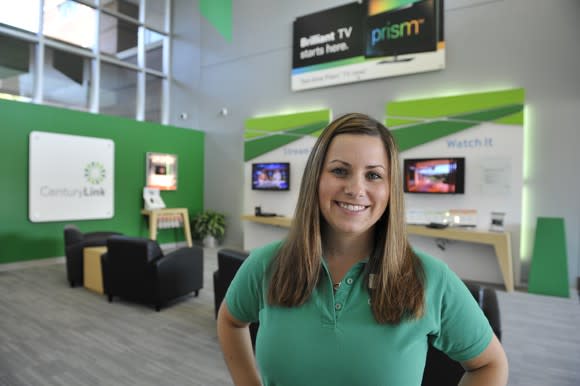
145 0 168 32
0 34 34 100
145 29 164 71
43 0 96 49
0 0 41 33
0 0 172 124
100 13 138 65
43 47 91 110
100 62 137 119
145 73 162 123
102 0 140 21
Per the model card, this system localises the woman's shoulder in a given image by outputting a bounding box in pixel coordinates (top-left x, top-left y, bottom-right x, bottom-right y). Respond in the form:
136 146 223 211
413 248 468 301
413 248 452 286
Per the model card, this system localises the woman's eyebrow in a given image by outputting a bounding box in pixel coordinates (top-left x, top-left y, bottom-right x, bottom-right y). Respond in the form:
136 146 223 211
328 159 350 166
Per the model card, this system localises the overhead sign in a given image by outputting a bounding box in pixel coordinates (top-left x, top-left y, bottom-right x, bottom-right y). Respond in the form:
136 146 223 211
292 0 445 91
29 131 115 222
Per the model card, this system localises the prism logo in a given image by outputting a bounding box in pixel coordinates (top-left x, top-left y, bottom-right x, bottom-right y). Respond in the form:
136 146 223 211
370 18 425 45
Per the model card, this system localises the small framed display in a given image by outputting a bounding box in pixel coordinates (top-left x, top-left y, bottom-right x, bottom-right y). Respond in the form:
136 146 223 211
146 152 177 191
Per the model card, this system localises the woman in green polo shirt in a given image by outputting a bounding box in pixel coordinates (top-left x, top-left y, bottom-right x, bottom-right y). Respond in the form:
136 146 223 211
217 113 508 385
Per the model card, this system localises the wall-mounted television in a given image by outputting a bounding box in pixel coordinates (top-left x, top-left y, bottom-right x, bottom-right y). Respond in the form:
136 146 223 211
252 162 290 191
403 157 465 194
365 0 440 60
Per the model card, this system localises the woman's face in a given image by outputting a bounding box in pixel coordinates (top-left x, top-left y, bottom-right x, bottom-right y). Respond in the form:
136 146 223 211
318 133 390 239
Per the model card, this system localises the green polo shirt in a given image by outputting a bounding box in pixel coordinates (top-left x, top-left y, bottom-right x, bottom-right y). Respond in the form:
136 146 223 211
225 241 493 386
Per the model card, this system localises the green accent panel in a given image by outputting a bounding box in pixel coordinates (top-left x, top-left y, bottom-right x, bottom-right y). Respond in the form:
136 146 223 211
244 131 268 140
200 0 232 42
385 118 422 128
311 128 325 138
0 99 205 264
386 88 525 120
244 122 325 161
495 110 524 125
453 104 523 123
392 121 476 152
528 217 570 297
244 110 330 138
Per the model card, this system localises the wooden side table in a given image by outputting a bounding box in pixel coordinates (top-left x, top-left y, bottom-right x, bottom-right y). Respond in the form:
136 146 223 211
141 208 193 247
83 246 107 294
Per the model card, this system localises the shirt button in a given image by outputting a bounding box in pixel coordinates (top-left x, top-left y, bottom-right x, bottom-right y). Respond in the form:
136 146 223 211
346 278 354 285
335 303 342 310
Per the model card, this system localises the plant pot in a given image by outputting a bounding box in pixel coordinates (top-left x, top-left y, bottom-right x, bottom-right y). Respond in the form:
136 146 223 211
203 235 217 248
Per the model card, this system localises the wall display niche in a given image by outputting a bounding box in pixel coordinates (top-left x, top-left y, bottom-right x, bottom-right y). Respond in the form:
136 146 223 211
146 152 177 191
387 88 525 286
242 109 331 249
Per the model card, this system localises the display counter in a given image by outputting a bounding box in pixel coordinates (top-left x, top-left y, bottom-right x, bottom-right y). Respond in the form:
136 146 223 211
241 215 514 292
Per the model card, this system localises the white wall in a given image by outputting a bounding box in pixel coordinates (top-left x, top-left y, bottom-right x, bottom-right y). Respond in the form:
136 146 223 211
173 0 580 286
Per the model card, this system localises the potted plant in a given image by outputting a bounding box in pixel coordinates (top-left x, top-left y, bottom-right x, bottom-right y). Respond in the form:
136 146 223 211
191 210 226 248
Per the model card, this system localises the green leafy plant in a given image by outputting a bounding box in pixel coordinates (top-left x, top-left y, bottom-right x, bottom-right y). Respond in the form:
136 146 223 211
191 210 226 241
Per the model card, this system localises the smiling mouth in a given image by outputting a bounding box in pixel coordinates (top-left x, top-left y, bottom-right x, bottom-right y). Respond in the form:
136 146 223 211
336 201 368 212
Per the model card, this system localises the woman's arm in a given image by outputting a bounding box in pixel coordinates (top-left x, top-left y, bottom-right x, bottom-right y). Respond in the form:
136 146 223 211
459 334 508 386
217 302 262 386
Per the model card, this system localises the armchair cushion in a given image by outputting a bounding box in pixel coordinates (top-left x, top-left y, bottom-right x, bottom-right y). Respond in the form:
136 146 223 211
64 224 121 287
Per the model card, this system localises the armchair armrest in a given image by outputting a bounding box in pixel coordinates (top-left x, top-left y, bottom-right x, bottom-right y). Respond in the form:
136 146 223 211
153 246 204 305
480 287 501 340
465 282 501 340
100 252 111 296
83 231 123 247
156 247 203 272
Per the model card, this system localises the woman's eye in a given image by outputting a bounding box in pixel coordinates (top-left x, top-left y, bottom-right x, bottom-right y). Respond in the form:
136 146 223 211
367 171 382 180
330 168 347 177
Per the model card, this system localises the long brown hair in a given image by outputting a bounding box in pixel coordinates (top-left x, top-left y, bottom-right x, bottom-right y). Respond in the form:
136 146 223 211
267 113 424 324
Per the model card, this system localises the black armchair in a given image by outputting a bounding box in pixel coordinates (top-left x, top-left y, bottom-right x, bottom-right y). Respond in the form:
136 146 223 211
213 248 251 318
421 282 502 386
101 235 204 311
64 224 122 287
213 248 258 346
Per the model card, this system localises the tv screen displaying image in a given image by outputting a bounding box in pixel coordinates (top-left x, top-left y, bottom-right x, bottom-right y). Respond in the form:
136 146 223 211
146 152 177 191
403 157 465 194
252 162 290 191
365 0 438 59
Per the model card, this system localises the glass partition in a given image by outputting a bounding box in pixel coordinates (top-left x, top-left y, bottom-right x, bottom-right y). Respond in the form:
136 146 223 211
43 0 96 49
43 47 91 110
0 0 40 33
145 73 163 123
0 34 34 100
100 62 137 119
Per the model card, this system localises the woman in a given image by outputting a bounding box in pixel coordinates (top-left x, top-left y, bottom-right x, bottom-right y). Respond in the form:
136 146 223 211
218 113 508 385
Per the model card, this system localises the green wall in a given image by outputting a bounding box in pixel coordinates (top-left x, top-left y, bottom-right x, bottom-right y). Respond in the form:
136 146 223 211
0 99 204 264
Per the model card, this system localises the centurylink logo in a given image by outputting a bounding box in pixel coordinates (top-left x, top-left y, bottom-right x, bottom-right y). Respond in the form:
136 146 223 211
84 161 106 185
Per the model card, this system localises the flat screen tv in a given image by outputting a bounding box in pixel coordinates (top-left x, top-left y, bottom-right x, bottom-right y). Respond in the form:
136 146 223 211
403 157 465 194
365 0 439 60
251 162 290 191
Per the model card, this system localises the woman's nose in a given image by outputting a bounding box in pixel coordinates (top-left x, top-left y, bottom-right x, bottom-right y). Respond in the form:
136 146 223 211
344 175 365 197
